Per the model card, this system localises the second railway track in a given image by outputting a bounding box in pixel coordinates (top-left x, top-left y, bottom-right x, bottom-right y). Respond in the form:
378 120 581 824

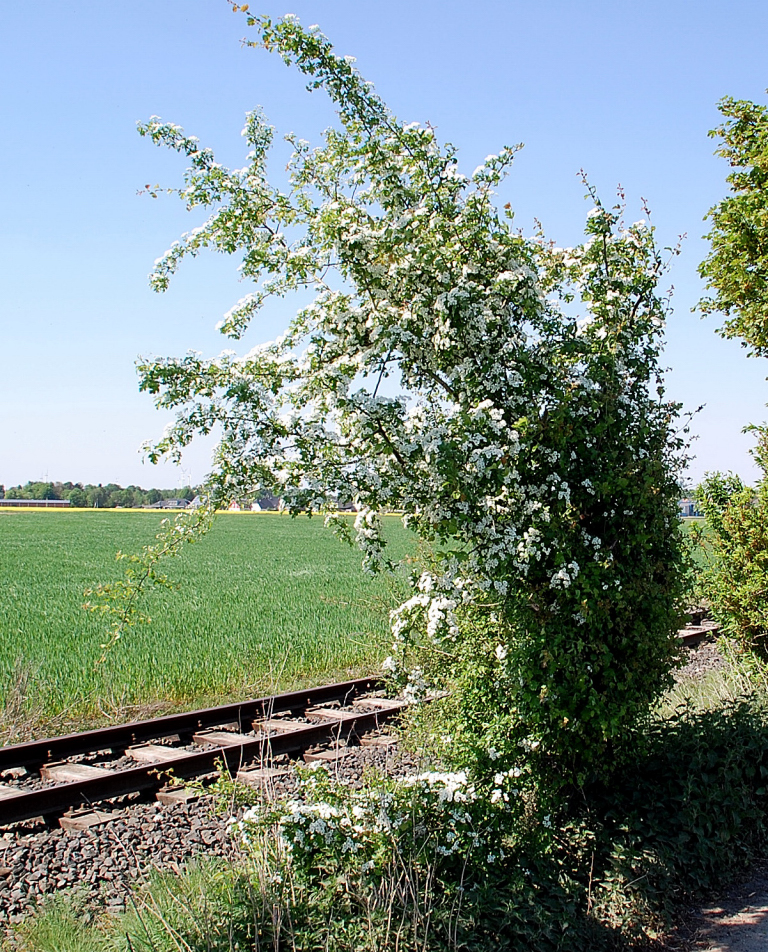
0 676 405 828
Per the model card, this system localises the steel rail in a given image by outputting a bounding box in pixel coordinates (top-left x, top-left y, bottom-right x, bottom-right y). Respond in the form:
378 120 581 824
0 704 403 826
678 624 719 648
0 676 381 772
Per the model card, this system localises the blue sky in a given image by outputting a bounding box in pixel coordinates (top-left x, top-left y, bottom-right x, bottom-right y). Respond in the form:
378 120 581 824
2 0 767 489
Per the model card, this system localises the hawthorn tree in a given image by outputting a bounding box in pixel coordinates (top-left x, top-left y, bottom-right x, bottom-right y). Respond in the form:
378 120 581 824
138 12 688 781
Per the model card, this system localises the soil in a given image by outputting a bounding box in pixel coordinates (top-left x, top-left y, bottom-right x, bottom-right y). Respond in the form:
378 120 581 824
662 860 768 951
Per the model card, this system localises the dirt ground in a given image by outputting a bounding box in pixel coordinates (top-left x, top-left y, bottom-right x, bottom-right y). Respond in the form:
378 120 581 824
663 860 768 951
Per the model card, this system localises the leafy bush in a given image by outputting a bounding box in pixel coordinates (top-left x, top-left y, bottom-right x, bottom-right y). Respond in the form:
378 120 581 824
226 696 768 950
695 431 768 661
582 695 768 933
230 761 615 951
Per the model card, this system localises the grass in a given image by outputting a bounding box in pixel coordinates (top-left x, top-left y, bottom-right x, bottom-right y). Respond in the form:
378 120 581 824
662 659 754 714
681 515 711 573
0 511 413 735
5 862 258 952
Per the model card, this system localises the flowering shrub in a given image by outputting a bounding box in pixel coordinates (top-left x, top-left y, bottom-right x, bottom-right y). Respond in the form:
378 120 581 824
235 763 531 883
230 762 561 950
225 695 768 950
138 12 688 779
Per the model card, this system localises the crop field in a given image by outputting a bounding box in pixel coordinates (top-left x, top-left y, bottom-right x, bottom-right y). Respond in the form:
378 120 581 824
0 511 414 730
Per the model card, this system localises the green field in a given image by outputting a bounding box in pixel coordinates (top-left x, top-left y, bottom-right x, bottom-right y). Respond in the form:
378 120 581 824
0 511 413 732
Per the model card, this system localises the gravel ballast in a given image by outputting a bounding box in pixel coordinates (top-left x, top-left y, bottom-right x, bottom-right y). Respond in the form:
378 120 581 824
0 738 415 930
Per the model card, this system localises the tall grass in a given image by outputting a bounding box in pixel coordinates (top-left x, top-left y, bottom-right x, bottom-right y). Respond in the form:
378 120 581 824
0 512 413 731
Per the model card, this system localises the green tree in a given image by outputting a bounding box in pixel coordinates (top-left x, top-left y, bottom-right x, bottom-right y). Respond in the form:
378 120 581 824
696 444 768 659
699 93 768 357
68 487 87 508
29 481 59 500
137 12 687 781
87 485 108 508
696 92 768 666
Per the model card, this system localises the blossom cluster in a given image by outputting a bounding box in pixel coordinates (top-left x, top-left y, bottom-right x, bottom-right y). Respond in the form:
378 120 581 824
233 763 531 883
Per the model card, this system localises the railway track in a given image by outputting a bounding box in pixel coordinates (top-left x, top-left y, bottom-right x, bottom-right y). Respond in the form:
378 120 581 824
0 677 405 829
0 634 721 922
678 620 720 648
0 623 716 830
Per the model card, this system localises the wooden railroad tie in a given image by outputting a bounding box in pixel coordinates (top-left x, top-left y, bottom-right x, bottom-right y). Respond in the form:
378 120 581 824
236 766 290 786
126 743 184 764
306 707 359 722
304 747 354 763
59 809 116 832
253 718 308 734
156 787 205 806
192 729 253 747
352 697 404 711
360 734 398 748
40 763 112 783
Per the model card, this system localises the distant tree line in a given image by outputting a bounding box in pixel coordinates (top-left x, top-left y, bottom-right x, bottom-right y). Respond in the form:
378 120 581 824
0 481 198 508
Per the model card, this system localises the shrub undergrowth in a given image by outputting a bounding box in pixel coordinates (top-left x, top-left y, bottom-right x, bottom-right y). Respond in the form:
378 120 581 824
694 432 768 666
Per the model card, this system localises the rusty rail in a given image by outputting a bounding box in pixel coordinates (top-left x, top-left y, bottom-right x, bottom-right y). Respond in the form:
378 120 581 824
0 677 402 826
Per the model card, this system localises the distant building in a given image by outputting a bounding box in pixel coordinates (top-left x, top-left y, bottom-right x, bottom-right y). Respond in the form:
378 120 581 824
679 498 700 517
0 499 71 508
252 494 280 511
146 498 190 510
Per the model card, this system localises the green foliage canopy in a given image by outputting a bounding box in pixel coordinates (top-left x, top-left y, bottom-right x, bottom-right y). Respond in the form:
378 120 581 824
699 94 768 357
695 93 768 661
696 434 768 658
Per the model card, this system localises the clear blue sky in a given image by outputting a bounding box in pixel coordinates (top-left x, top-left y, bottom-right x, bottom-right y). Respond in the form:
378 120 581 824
2 0 767 489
